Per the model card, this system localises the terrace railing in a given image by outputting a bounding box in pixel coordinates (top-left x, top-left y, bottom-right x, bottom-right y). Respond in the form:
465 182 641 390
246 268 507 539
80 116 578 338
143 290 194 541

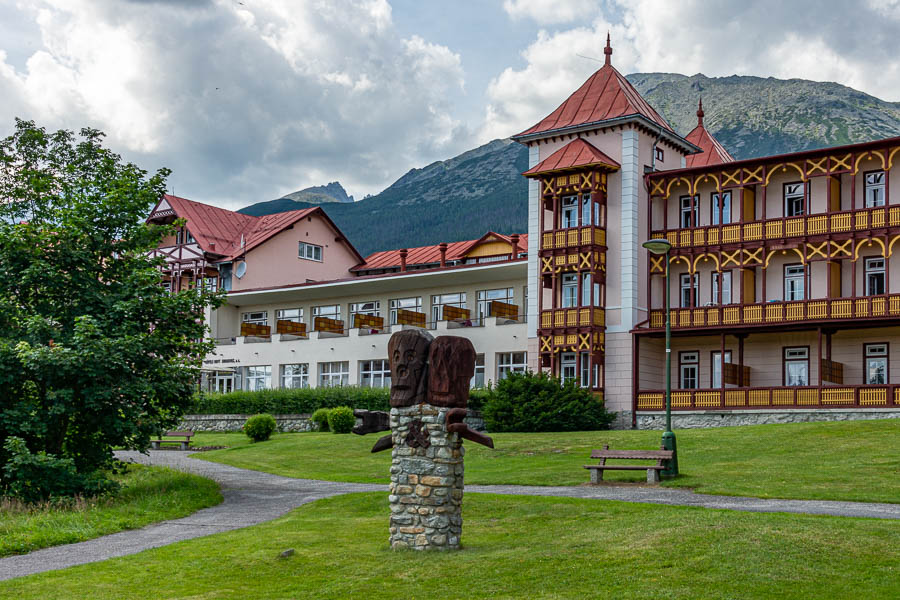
541 226 606 251
636 385 898 410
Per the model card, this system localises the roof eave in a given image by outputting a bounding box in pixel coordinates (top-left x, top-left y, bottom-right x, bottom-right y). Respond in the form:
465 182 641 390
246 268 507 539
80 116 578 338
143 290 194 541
523 160 620 178
512 114 701 154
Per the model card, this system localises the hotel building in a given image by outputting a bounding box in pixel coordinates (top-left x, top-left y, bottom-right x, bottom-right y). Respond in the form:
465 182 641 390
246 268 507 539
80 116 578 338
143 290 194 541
152 37 900 427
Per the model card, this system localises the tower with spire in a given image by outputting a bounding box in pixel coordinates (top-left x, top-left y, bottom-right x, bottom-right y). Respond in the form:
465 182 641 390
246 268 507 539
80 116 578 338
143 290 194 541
512 35 716 424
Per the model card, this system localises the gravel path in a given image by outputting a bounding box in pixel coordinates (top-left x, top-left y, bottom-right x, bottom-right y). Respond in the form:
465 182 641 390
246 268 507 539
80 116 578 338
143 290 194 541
2 450 898 582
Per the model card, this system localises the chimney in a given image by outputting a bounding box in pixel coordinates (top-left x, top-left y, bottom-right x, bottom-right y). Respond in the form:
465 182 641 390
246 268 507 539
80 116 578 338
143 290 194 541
209 241 216 251
510 234 520 257
399 248 408 272
439 242 448 267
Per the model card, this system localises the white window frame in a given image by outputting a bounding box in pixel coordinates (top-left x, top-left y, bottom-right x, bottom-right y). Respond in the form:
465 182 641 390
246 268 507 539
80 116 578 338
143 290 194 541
784 265 806 301
471 354 485 388
784 347 809 387
561 195 578 228
865 257 886 296
559 352 577 384
312 304 341 328
214 371 234 394
319 361 349 387
350 301 380 321
498 352 527 381
359 359 391 388
244 365 271 391
711 190 731 225
561 273 578 308
281 363 309 389
581 194 592 226
680 273 698 308
276 308 303 323
711 350 733 388
712 271 732 305
298 242 323 262
242 311 268 326
477 288 514 320
784 182 805 217
865 171 886 208
431 292 467 322
680 195 698 228
865 343 888 385
389 297 422 325
579 352 591 388
679 351 699 389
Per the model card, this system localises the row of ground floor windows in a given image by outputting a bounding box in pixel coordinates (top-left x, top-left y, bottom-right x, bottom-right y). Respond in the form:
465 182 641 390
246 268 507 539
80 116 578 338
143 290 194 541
210 352 528 393
676 344 888 389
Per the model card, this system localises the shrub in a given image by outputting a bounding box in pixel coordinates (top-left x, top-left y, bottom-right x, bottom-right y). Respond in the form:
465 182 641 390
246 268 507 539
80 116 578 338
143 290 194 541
468 387 490 412
327 406 355 434
189 386 390 415
1 437 118 503
311 408 331 432
243 414 277 442
482 371 616 432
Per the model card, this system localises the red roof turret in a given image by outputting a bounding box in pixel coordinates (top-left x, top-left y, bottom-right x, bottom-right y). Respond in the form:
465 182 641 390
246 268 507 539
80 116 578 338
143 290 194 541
684 99 734 168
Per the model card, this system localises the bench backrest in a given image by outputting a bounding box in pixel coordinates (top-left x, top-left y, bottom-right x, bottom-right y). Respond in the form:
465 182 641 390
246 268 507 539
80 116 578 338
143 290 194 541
165 430 194 438
590 448 672 460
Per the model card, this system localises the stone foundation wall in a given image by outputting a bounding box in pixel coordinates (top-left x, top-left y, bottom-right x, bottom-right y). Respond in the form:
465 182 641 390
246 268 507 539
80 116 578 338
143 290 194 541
389 404 464 551
635 409 900 429
180 411 484 433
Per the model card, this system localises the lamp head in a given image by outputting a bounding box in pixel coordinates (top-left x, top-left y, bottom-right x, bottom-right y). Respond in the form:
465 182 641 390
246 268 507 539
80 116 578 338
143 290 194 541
642 239 672 255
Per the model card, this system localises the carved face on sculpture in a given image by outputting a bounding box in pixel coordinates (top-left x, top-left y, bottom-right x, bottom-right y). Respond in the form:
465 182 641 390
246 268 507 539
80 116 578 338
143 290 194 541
388 329 433 407
427 336 476 408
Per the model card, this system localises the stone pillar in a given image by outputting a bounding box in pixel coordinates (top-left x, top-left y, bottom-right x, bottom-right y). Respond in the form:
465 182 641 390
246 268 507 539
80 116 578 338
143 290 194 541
388 404 463 550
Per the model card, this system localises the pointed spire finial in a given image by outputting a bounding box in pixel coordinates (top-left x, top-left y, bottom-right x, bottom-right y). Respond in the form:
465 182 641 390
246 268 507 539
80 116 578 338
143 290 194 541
604 32 612 66
697 98 704 126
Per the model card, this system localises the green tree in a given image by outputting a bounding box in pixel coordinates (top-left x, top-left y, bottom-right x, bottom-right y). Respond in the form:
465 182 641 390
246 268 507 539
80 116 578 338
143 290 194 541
0 119 223 498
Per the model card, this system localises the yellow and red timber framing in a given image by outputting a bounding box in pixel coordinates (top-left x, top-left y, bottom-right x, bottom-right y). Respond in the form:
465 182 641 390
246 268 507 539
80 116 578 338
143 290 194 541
634 135 900 415
535 167 612 397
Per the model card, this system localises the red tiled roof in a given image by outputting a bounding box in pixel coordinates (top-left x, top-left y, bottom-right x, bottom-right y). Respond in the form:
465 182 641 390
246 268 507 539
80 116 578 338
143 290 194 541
683 100 734 168
159 194 257 256
514 63 674 138
523 138 620 177
357 232 528 271
152 194 364 264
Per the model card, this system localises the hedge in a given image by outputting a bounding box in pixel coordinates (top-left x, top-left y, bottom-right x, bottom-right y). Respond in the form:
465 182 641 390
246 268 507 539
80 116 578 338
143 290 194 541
189 386 489 415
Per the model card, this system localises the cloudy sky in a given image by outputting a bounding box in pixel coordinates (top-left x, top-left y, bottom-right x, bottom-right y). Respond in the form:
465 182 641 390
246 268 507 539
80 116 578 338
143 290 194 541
2 0 900 209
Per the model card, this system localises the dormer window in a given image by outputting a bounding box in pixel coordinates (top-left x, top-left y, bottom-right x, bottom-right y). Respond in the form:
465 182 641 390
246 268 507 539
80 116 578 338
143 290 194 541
175 229 195 245
299 242 323 261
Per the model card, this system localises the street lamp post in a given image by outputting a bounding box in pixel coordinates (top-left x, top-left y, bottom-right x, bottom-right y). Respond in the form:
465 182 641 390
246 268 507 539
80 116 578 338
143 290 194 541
642 239 678 476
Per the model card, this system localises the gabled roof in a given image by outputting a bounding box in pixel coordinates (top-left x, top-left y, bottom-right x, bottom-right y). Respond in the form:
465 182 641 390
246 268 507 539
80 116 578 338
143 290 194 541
150 194 257 256
514 36 674 139
149 194 364 265
523 138 620 177
684 99 735 168
356 232 528 272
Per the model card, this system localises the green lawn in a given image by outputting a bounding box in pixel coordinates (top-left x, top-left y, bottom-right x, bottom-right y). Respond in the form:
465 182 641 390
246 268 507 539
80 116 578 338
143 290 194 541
193 419 900 503
0 464 221 557
3 492 898 599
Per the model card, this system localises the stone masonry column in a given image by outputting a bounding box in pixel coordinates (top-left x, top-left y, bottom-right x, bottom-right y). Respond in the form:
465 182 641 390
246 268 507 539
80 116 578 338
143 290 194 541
388 404 464 550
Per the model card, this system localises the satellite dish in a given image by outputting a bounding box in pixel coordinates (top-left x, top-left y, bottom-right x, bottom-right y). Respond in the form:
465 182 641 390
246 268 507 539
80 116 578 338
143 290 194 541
235 262 247 279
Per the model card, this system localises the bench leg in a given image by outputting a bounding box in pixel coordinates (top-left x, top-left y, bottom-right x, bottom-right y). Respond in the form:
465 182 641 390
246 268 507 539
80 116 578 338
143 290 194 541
590 469 603 484
151 441 159 450
647 469 660 484
180 442 188 451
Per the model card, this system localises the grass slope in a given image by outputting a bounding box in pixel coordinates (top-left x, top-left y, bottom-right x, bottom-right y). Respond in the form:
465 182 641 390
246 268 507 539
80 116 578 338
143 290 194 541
3 493 898 599
193 420 900 503
0 464 221 557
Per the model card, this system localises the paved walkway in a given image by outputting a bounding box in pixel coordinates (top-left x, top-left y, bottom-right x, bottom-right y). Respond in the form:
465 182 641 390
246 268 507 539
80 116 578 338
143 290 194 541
2 450 899 581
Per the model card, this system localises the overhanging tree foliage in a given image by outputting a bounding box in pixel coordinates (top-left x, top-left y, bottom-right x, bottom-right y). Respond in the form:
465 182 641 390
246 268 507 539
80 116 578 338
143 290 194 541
0 119 223 498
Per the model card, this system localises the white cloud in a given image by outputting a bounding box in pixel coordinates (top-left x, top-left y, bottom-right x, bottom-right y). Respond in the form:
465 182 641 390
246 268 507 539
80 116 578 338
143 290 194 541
502 0 598 25
0 0 470 207
483 0 900 141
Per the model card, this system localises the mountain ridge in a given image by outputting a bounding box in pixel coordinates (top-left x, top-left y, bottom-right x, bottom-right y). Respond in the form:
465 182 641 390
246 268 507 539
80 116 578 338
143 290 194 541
240 72 900 256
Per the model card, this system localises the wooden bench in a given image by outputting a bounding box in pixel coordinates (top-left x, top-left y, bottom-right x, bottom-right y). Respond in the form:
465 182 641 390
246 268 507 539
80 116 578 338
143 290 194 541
151 430 194 451
584 444 673 484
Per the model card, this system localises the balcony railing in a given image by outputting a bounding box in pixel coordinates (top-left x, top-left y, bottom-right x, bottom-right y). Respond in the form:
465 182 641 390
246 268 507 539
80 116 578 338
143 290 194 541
652 205 900 249
648 295 900 330
540 307 605 329
541 226 606 251
636 385 898 410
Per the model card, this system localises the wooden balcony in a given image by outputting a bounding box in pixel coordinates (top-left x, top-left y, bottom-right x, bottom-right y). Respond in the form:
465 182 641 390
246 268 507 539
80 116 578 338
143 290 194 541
540 307 605 329
541 226 606 251
648 295 900 330
652 205 900 249
636 385 898 410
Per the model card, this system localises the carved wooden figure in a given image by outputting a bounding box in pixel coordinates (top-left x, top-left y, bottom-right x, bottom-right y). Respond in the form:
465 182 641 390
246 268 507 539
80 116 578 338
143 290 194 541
387 329 433 407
